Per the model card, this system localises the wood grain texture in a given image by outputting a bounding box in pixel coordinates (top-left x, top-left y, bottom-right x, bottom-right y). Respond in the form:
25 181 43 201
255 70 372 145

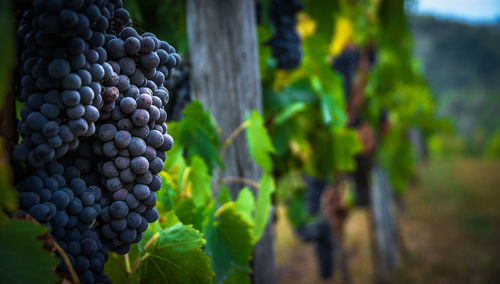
186 1 276 283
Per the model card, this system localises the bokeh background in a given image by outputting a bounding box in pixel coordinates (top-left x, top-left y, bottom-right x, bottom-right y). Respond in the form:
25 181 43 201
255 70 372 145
275 1 500 283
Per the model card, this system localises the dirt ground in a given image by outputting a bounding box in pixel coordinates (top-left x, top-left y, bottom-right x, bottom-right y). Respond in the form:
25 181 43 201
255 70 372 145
274 159 500 284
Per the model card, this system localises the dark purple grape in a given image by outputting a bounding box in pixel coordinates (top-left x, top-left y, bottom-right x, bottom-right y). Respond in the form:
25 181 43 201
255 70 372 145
119 97 137 114
110 201 128 219
130 156 149 174
98 124 117 142
131 109 149 126
48 58 70 79
132 184 150 200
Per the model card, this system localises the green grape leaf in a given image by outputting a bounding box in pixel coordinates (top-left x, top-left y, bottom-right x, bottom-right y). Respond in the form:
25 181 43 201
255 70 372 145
253 173 275 240
175 198 206 232
224 268 251 284
234 187 255 224
217 185 232 205
286 192 308 227
188 156 212 208
246 110 275 172
333 128 362 172
205 203 254 284
177 101 221 171
0 220 59 284
104 252 140 284
140 223 214 284
158 174 177 211
162 210 181 228
273 102 307 126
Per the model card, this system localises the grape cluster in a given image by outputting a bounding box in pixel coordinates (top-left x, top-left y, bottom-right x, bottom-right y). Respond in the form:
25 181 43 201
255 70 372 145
268 0 303 70
13 0 180 282
296 219 335 279
17 161 109 283
91 27 177 253
165 67 190 121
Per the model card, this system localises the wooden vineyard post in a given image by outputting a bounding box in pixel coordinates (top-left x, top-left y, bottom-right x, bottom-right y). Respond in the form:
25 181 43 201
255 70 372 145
369 164 400 282
185 1 277 283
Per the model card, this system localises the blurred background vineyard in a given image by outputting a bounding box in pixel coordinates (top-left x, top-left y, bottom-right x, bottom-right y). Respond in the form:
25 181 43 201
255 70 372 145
274 1 500 283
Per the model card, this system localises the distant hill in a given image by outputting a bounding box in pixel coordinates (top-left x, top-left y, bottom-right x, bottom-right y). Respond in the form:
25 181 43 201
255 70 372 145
409 15 500 148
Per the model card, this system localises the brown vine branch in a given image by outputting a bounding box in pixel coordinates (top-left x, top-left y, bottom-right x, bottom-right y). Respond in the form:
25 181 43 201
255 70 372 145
219 176 260 190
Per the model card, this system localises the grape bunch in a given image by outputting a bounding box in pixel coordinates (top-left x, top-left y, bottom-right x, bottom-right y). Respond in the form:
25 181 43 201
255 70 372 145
17 161 109 283
296 219 335 279
12 0 120 168
90 27 177 253
268 0 303 69
13 0 180 282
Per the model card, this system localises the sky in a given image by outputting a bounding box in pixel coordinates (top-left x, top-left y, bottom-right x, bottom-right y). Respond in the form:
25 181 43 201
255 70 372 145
415 0 500 24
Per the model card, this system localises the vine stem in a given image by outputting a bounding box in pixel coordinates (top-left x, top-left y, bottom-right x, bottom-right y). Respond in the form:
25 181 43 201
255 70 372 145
127 254 149 283
143 232 160 251
54 241 80 284
124 254 132 274
219 176 260 189
219 120 250 163
216 120 251 189
126 232 159 283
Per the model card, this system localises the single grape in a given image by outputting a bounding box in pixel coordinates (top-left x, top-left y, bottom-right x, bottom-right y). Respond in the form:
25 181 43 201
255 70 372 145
132 184 150 200
119 168 135 183
128 137 146 156
131 109 150 127
51 190 71 210
114 156 130 170
110 201 129 219
48 58 70 79
79 207 97 223
62 90 81 107
130 156 149 174
98 124 117 142
110 218 127 232
143 208 159 223
62 73 82 90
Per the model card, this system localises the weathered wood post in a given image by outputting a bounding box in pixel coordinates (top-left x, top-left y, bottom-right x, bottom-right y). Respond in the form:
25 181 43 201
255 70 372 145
186 1 276 283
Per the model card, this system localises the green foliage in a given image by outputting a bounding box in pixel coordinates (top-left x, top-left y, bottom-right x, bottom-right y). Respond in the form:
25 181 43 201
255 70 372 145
140 224 214 284
124 0 188 54
378 128 416 194
217 186 232 205
224 268 251 284
0 220 59 284
234 187 255 224
187 156 212 207
140 101 276 283
175 198 206 232
205 203 254 284
172 101 222 171
253 173 275 239
485 128 500 158
332 128 362 172
246 110 276 172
